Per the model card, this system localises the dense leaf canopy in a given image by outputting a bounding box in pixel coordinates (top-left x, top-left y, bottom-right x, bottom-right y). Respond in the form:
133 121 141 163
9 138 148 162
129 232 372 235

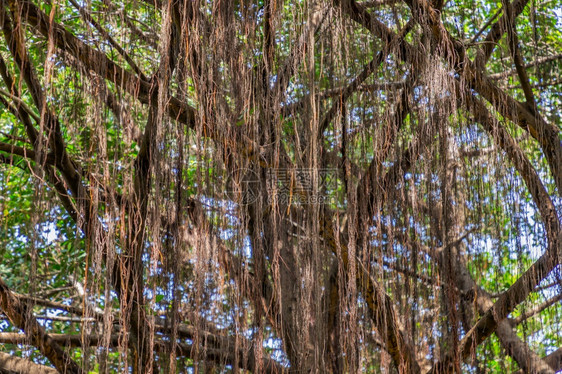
0 0 561 373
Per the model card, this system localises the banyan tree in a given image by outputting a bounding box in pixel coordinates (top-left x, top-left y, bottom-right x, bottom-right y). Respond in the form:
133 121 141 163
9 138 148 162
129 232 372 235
0 0 561 372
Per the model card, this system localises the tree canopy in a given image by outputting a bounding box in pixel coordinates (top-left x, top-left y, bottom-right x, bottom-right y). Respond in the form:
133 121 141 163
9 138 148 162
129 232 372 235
0 0 561 373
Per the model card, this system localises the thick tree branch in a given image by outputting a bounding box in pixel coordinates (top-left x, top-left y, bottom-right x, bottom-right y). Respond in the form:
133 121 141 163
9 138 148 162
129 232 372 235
0 276 84 374
14 292 98 320
0 351 57 374
405 0 562 192
320 216 421 373
414 126 555 374
517 348 562 374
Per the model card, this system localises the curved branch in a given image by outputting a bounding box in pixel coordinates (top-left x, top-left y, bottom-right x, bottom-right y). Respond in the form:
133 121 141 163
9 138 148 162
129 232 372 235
0 87 40 122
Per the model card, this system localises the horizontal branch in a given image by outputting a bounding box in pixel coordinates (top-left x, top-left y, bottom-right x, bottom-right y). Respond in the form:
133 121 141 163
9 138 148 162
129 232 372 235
489 53 562 79
359 0 401 7
0 141 54 165
0 315 96 323
0 328 285 374
0 332 119 346
0 351 57 374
